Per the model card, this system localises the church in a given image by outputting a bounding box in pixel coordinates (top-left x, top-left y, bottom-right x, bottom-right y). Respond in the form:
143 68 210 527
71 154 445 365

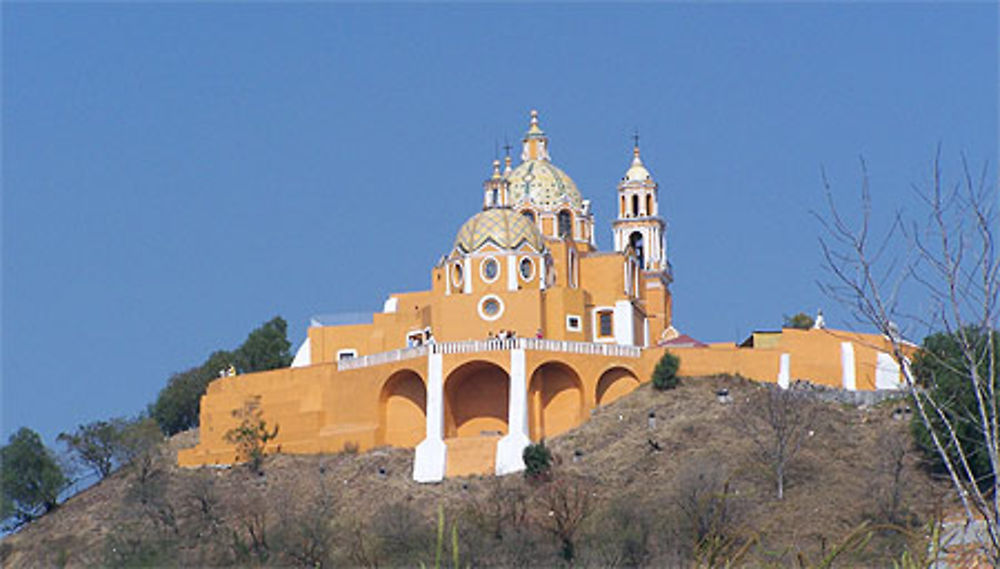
178 110 905 481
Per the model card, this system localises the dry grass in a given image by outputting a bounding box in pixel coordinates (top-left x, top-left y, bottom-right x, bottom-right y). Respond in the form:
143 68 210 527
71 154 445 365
1 375 950 567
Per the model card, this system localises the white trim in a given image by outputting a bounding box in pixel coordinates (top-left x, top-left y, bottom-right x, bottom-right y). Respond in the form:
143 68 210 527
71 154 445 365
507 255 518 291
539 256 547 290
414 352 446 482
613 300 635 346
841 342 857 391
480 255 500 284
336 349 358 361
383 296 399 313
566 314 582 332
777 353 790 389
291 337 311 368
496 348 530 475
478 294 505 321
875 351 901 390
463 257 472 294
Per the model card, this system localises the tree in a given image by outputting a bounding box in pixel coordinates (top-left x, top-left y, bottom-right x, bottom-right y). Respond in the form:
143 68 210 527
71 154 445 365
652 350 681 390
225 397 279 474
782 312 815 330
818 151 999 561
1 427 67 528
150 365 215 436
730 385 814 500
234 316 292 374
523 442 552 481
58 418 128 480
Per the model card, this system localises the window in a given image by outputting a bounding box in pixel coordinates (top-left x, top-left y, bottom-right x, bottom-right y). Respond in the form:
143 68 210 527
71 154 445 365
478 295 504 321
491 188 498 205
337 349 357 361
598 310 613 338
452 262 464 288
632 195 639 217
646 194 652 216
481 256 499 282
519 257 534 280
566 315 581 332
558 210 572 238
522 210 535 223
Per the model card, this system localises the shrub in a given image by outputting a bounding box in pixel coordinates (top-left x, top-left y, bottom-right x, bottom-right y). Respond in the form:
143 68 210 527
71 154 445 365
523 442 552 481
652 350 681 390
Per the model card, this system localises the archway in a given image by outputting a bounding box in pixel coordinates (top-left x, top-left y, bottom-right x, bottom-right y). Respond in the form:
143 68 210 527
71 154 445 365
444 361 509 438
378 370 426 447
629 231 645 270
596 367 640 406
529 362 583 441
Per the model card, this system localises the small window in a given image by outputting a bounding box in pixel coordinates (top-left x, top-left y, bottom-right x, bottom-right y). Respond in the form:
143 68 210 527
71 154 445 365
598 311 613 338
519 257 534 280
452 262 464 288
481 257 499 282
558 210 572 238
337 349 357 361
478 295 504 321
522 210 535 223
566 315 581 332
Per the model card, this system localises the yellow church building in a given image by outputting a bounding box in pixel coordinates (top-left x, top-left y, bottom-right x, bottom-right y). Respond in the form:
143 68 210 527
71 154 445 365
178 110 907 481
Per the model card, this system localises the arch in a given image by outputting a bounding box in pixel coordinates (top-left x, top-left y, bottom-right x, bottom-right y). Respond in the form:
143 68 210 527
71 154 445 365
632 194 639 217
629 231 645 270
596 366 640 406
444 361 509 438
522 209 535 223
558 210 572 238
620 195 626 217
377 369 426 447
645 194 652 216
529 362 584 441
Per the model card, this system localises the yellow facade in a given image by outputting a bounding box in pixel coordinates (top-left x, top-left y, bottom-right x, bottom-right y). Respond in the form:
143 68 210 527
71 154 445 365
179 111 906 480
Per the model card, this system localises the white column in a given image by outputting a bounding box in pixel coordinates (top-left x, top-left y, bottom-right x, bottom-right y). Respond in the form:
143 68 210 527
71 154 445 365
496 348 531 475
413 351 447 482
841 342 857 391
463 258 472 294
539 257 547 290
777 353 790 389
613 300 635 346
507 254 518 291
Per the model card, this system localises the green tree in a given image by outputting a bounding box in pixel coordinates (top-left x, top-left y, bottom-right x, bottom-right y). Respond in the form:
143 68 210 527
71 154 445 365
911 328 1000 489
235 316 293 373
150 365 214 435
1 427 67 528
782 312 815 330
58 418 126 479
225 397 279 474
523 442 552 481
652 350 681 390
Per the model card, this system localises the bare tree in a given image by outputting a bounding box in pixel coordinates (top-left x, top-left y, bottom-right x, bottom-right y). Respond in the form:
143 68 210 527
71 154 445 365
818 150 999 562
731 386 815 500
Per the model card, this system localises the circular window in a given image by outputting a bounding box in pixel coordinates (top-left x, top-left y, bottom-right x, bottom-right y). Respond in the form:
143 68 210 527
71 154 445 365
477 295 504 321
481 256 499 282
519 257 534 280
452 262 463 288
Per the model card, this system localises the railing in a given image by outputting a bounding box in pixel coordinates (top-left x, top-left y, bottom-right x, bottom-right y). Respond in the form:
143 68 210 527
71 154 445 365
337 338 640 370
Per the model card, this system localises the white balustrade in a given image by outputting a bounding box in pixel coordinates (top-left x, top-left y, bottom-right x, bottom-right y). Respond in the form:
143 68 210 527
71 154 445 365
337 338 639 371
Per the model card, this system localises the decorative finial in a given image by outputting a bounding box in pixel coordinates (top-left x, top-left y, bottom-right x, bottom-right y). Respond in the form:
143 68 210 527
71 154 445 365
491 159 501 179
530 109 539 126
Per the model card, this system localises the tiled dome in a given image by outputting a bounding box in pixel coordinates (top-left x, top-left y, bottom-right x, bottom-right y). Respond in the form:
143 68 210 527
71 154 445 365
454 208 544 253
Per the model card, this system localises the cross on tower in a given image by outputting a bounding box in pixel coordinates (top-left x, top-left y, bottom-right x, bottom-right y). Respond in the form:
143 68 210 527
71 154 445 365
632 128 640 149
502 138 513 159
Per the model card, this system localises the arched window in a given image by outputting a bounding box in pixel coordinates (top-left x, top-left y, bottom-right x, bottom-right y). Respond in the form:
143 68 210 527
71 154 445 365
522 210 535 223
630 231 645 270
620 195 626 217
491 188 498 206
632 195 639 217
646 194 652 216
558 210 572 238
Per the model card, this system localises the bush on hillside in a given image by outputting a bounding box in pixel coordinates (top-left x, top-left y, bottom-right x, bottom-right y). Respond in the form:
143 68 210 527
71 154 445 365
523 442 552 481
652 351 680 390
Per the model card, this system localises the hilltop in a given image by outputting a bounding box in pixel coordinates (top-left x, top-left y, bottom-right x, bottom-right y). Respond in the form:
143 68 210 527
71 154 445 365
1 376 947 567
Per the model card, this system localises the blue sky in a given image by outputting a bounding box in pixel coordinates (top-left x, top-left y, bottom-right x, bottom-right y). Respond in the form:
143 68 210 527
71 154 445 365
4 3 997 446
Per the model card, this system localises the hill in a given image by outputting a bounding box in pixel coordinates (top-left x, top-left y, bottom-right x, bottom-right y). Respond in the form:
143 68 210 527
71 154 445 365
0 375 948 567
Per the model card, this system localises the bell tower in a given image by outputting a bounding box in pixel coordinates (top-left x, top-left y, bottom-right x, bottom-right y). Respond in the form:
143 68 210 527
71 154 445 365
612 142 666 272
483 159 510 209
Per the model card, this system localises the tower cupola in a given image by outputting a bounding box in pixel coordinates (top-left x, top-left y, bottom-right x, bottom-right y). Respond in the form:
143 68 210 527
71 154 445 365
483 159 510 209
612 141 668 272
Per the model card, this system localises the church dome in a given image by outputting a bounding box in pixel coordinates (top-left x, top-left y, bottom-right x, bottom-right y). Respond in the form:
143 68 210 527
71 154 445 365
454 208 544 253
507 160 584 210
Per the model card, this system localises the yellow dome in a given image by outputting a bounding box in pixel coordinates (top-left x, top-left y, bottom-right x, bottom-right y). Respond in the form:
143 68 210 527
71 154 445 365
454 208 544 253
506 159 584 210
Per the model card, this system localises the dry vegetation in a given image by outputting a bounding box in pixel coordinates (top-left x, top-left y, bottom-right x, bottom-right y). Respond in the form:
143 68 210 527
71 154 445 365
1 376 949 567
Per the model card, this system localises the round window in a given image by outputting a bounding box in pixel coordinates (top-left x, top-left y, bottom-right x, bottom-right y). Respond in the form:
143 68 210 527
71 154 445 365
481 257 499 282
519 257 534 280
477 295 504 321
